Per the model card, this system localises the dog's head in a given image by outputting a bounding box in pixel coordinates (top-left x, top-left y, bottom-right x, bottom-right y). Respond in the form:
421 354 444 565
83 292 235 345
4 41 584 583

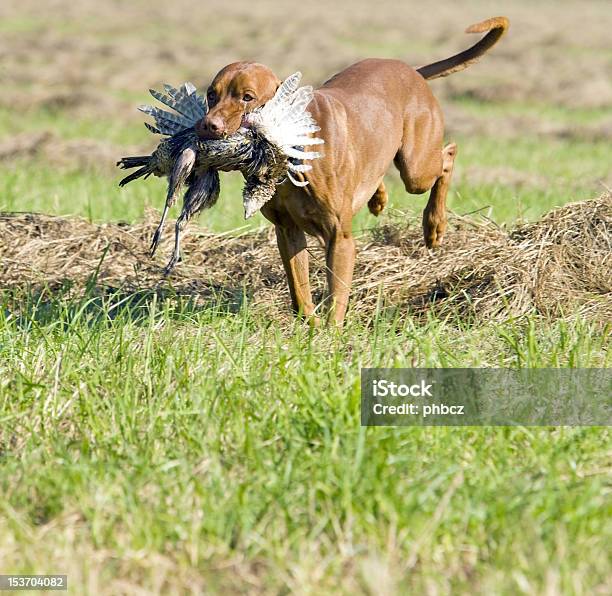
196 62 281 140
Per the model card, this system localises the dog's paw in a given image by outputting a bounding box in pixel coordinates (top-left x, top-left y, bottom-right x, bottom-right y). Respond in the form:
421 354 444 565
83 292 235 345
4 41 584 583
368 186 388 216
307 314 321 329
423 210 447 248
368 195 386 216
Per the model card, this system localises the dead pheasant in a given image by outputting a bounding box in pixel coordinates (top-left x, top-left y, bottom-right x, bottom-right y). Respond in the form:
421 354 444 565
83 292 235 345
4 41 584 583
117 74 324 273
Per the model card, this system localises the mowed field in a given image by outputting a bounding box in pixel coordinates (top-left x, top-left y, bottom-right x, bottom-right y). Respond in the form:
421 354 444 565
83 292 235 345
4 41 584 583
0 0 611 594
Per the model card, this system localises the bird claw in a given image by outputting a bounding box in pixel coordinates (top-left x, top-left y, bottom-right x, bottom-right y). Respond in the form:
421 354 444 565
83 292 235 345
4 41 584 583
163 254 181 276
150 239 160 257
149 228 163 257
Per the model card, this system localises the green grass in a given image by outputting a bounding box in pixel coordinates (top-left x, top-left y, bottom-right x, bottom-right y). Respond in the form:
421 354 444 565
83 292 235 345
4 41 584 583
0 292 610 593
1 58 611 595
2 94 609 230
0 107 149 146
454 96 612 125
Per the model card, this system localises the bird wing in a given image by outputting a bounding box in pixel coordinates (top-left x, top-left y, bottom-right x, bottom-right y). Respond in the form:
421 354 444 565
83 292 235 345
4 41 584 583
246 73 324 187
138 83 207 136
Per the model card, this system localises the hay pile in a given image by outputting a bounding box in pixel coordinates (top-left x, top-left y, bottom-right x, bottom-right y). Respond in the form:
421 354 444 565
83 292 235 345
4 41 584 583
0 193 610 322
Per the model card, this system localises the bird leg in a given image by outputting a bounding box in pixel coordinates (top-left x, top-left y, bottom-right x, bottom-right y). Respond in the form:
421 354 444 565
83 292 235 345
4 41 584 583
150 145 196 257
163 212 188 275
150 203 171 257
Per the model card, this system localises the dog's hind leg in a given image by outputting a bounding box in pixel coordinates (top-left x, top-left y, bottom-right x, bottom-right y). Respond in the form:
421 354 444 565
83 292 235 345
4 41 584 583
422 142 457 248
367 181 388 216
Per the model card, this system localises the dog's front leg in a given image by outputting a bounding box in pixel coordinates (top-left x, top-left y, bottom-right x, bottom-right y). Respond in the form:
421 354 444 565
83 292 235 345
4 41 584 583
275 224 317 323
325 225 355 325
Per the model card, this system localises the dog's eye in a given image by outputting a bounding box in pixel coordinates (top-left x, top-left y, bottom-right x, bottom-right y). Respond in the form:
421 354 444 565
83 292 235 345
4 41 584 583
206 90 216 104
242 93 255 102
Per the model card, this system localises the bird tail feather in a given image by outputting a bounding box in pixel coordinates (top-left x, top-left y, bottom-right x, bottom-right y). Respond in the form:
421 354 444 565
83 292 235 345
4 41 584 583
116 156 154 186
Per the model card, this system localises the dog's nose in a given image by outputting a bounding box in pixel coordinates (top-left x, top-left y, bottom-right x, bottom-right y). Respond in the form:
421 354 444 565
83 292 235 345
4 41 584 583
196 116 226 139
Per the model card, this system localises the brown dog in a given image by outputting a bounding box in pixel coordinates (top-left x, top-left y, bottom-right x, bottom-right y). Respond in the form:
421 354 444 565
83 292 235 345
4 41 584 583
196 17 509 324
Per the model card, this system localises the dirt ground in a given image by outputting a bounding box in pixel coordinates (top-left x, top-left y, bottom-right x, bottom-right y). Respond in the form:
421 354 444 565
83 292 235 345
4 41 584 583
0 0 610 316
2 0 611 137
1 6 610 593
2 193 609 322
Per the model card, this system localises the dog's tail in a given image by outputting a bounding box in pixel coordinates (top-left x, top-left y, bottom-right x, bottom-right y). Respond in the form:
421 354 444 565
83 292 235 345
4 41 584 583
417 17 509 81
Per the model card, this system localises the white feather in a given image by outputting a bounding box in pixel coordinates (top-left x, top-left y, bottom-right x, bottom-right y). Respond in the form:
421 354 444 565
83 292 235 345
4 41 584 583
288 163 312 173
247 71 324 186
287 172 309 186
142 75 325 188
283 147 322 160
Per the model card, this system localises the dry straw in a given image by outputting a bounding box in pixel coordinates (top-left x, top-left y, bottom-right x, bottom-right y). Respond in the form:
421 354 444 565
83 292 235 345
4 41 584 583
1 193 609 322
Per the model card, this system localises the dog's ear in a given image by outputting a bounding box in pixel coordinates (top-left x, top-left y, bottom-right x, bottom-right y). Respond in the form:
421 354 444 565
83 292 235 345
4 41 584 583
260 77 281 107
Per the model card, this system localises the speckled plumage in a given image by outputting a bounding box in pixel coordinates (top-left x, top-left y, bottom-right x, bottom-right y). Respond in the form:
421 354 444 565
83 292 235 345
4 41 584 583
117 75 323 272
